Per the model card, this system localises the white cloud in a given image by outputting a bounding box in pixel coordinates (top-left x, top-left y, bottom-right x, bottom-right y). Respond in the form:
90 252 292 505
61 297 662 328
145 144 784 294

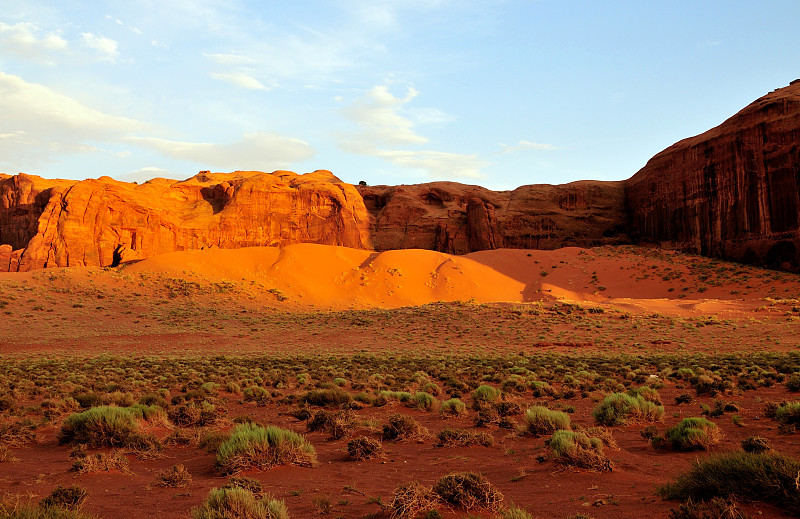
339 84 489 179
204 52 257 66
117 166 173 184
0 22 68 63
342 85 428 147
80 32 119 63
499 140 557 153
127 132 315 169
209 72 268 90
0 73 145 171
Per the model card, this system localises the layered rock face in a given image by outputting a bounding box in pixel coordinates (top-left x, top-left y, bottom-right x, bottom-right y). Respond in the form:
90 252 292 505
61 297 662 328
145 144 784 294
626 80 800 270
358 180 629 254
0 170 371 272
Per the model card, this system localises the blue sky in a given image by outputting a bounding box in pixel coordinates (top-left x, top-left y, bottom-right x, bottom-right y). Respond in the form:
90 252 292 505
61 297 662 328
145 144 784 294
1 1 798 190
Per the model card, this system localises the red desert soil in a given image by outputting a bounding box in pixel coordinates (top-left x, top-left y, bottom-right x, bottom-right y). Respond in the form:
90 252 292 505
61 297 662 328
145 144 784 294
1 244 799 518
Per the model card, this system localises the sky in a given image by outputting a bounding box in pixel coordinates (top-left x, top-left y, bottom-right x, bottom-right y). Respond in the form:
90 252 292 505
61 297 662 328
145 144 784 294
1 1 798 190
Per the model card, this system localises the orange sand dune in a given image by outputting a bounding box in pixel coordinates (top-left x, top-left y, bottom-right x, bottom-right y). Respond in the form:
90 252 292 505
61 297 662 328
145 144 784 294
121 243 526 309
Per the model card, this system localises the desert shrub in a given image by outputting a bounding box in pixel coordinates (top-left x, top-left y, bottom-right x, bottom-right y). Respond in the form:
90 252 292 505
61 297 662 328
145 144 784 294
436 428 493 448
40 486 89 511
471 385 500 408
530 380 554 397
390 481 438 519
168 401 221 427
154 464 192 487
500 375 528 394
674 393 694 405
306 409 356 439
347 436 384 460
785 373 800 392
0 418 37 446
495 401 524 416
216 423 316 474
473 404 501 427
741 436 771 454
659 451 800 515
774 401 800 426
199 430 230 454
191 487 289 519
433 472 503 512
668 497 749 518
57 405 166 447
664 418 721 451
522 406 570 436
0 444 16 462
440 398 466 417
223 475 263 494
548 430 611 472
71 451 130 474
499 505 534 519
302 388 352 408
627 386 662 405
382 414 429 441
411 392 437 411
243 386 270 404
0 500 95 518
164 428 199 447
332 377 347 387
593 393 663 426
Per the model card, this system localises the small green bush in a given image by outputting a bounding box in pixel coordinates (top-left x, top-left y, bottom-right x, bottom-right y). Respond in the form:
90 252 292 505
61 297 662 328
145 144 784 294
775 401 800 426
411 392 437 411
301 388 352 408
440 398 466 417
0 500 95 518
216 423 316 474
522 406 570 436
593 393 663 426
548 430 611 471
191 487 289 519
664 418 721 451
659 452 800 515
471 385 500 408
382 414 429 441
57 405 166 447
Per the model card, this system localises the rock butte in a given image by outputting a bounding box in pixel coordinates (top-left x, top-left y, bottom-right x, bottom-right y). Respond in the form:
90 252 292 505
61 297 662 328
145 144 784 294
1 80 799 272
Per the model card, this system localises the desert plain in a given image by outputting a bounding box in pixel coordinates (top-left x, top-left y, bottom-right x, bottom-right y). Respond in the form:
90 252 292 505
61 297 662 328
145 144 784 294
1 241 800 518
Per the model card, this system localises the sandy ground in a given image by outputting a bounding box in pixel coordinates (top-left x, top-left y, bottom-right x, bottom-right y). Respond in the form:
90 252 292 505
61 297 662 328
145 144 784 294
1 244 799 518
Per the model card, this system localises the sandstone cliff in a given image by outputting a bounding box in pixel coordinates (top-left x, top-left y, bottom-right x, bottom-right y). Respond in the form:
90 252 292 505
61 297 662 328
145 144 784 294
626 80 800 270
0 170 371 272
357 180 629 254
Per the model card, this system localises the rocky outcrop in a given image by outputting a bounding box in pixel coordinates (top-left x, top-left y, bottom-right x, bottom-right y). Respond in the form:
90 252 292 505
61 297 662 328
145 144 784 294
626 80 800 270
358 180 629 254
0 170 371 272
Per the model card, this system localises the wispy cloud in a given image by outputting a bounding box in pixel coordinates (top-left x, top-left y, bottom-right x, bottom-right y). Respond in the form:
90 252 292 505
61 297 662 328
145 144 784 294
127 132 315 170
499 140 557 153
80 32 120 63
0 72 144 170
0 22 68 64
209 72 268 90
339 84 489 179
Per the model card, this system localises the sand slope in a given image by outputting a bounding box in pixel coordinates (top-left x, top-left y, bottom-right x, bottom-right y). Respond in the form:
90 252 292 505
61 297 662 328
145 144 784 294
121 243 526 309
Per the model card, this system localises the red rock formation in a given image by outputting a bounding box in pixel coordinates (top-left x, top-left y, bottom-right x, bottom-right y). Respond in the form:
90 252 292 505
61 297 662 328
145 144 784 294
626 80 800 270
358 180 629 254
0 170 371 272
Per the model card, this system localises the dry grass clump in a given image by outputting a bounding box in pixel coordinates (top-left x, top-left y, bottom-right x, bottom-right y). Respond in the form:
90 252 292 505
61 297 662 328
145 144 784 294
306 409 356 440
40 485 89 511
168 401 222 427
659 451 800 515
548 430 612 472
593 392 663 426
0 418 38 447
433 472 503 512
435 428 493 448
390 481 438 519
70 451 130 474
347 436 385 460
439 398 466 417
223 475 263 495
216 423 316 474
1 496 95 519
668 497 748 519
57 405 166 448
663 418 721 451
191 487 289 519
522 406 571 436
741 436 771 454
382 414 430 441
153 464 192 488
